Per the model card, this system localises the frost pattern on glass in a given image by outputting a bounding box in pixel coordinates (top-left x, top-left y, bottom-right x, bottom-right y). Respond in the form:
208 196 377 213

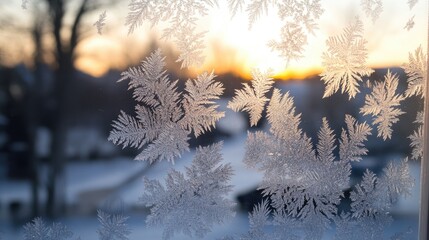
409 111 424 160
23 218 73 240
97 210 131 240
403 45 427 98
337 159 414 239
320 17 374 99
360 70 405 140
229 0 323 65
234 81 372 236
360 0 383 22
140 143 235 240
108 49 224 163
94 11 107 35
408 0 419 9
404 16 415 31
227 69 274 126
125 0 217 68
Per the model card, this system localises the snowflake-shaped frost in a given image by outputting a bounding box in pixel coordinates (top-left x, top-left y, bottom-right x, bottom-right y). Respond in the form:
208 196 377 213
404 16 415 31
350 159 413 218
360 70 405 140
241 87 371 233
228 69 274 126
361 0 383 23
97 210 130 240
229 0 323 65
403 45 427 98
320 17 374 99
140 143 235 240
125 0 217 68
269 23 307 66
408 0 418 9
409 111 424 160
94 11 107 35
109 49 224 163
23 218 73 240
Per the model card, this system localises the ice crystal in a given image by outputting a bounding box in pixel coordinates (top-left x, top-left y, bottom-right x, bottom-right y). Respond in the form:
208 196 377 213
109 49 224 163
403 45 427 98
334 213 392 240
404 16 415 31
229 0 323 65
228 69 274 126
269 23 307 66
408 0 418 9
277 0 324 34
320 17 374 99
242 88 371 234
334 159 413 239
409 111 424 160
94 11 107 35
241 200 271 239
361 0 383 22
97 210 130 240
125 0 217 68
360 70 405 140
228 0 246 18
23 218 73 240
140 143 235 240
246 0 273 28
350 159 413 218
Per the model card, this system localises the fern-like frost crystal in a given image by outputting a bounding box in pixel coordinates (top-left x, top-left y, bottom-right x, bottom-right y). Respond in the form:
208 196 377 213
408 0 419 9
125 0 217 68
403 45 427 98
361 0 383 22
320 17 374 99
109 49 224 163
94 11 107 35
350 159 414 218
409 111 424 160
243 88 371 235
23 218 73 240
404 16 415 31
97 210 131 240
229 0 323 65
228 69 274 126
360 70 405 140
141 143 235 240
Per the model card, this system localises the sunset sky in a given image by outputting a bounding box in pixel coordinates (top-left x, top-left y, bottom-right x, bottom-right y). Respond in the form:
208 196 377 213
1 0 428 79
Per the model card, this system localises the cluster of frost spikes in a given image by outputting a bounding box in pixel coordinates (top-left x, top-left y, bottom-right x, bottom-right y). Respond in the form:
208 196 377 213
108 49 224 163
23 218 73 240
97 210 131 240
334 158 414 240
228 0 323 66
409 111 424 160
360 70 405 140
125 0 217 68
230 72 373 238
360 0 383 23
403 45 427 98
23 210 130 240
320 17 374 99
94 11 107 35
140 142 235 240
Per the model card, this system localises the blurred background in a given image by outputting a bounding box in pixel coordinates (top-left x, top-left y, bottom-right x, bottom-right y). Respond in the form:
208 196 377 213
0 0 426 239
